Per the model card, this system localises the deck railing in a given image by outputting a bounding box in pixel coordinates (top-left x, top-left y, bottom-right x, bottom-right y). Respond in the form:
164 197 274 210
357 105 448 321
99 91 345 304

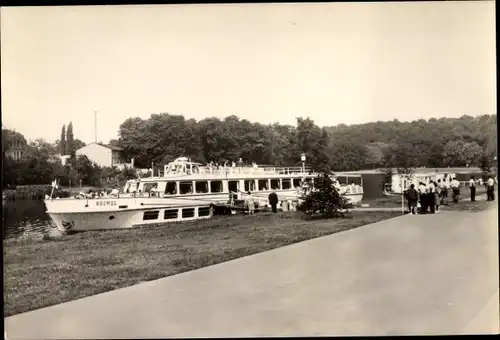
158 166 313 177
156 166 365 178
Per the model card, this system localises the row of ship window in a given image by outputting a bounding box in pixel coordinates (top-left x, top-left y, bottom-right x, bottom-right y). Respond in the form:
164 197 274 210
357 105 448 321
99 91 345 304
143 206 211 221
129 178 310 196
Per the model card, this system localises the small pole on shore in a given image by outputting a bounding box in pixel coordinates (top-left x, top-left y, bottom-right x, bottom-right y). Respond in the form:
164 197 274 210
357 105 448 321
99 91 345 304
401 175 404 215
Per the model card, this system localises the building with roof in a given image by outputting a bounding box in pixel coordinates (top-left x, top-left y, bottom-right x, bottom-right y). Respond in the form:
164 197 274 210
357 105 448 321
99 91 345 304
3 130 28 161
75 142 132 169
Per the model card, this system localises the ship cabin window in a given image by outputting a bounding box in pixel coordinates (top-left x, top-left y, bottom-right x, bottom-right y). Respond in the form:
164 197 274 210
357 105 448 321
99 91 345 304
258 179 269 191
282 179 291 190
182 208 195 218
335 177 346 185
142 182 158 193
143 210 159 220
271 179 280 190
191 165 200 174
179 182 193 195
244 180 256 192
195 181 209 193
293 178 301 188
175 164 185 173
125 182 138 193
349 177 362 186
210 181 223 193
228 180 239 193
198 207 211 217
165 182 177 195
164 209 178 219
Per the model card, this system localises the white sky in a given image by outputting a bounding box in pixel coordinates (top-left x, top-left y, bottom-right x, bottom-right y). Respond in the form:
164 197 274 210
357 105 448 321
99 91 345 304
1 2 496 144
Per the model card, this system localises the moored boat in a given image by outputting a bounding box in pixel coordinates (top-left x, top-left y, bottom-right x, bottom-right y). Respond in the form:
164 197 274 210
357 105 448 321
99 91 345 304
383 171 456 195
45 157 364 233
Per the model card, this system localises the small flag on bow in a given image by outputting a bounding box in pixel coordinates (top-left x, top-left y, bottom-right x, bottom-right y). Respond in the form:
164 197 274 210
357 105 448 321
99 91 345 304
51 180 59 189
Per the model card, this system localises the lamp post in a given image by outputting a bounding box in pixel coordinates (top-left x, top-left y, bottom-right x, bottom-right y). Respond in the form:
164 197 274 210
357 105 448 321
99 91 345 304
301 153 306 174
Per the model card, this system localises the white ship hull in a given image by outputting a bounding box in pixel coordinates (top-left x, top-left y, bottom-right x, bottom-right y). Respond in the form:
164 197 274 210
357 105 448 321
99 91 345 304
48 205 213 233
46 191 363 233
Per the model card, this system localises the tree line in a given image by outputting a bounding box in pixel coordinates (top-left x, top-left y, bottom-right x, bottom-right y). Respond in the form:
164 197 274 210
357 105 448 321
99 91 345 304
2 113 497 188
2 128 134 189
117 113 497 171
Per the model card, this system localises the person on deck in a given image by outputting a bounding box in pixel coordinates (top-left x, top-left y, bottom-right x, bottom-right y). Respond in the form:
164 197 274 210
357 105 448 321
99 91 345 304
469 176 476 202
406 184 418 215
268 190 278 213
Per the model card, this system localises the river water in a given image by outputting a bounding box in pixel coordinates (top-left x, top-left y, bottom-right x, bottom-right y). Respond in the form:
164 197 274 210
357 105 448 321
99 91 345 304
2 200 61 240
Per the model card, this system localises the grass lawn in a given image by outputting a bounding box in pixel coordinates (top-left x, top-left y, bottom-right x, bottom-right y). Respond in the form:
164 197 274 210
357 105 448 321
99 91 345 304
441 199 495 213
4 210 400 317
362 196 402 208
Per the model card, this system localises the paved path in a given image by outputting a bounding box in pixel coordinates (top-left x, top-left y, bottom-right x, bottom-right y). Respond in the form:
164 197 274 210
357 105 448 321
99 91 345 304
5 202 499 338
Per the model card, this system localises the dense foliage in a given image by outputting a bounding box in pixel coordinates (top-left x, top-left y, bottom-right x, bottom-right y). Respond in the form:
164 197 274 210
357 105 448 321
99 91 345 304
298 171 350 218
117 113 497 171
2 114 496 188
3 185 71 201
2 128 132 189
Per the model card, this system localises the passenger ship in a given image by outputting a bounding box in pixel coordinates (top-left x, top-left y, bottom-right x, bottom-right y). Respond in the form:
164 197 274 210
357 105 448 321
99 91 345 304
45 157 364 233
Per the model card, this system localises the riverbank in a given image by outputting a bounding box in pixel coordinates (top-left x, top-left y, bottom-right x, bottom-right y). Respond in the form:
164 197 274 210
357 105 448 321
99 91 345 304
4 210 400 316
3 185 71 201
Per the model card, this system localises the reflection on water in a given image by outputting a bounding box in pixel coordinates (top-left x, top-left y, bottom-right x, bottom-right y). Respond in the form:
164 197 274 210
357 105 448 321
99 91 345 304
2 200 61 240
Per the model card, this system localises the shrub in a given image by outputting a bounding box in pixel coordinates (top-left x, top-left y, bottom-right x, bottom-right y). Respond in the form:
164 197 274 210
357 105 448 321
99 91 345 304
298 170 350 219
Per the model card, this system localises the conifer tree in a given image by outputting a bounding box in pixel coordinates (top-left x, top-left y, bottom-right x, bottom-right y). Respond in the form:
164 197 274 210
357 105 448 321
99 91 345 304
67 122 75 157
60 125 66 155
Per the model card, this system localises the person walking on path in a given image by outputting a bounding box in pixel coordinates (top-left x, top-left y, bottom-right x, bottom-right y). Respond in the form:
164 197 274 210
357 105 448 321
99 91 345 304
428 181 436 214
487 176 495 201
469 176 476 202
444 177 451 204
437 179 446 205
433 181 441 213
268 190 278 213
245 191 255 215
418 182 428 214
405 184 418 215
451 177 461 203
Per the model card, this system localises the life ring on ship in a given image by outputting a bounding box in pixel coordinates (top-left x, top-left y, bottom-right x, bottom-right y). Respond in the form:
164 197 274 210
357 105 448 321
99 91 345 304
61 220 75 231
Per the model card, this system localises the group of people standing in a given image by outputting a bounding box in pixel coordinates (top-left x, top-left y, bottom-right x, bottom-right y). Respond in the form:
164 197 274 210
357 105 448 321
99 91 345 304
244 190 291 215
405 175 497 215
405 179 449 215
207 158 259 170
